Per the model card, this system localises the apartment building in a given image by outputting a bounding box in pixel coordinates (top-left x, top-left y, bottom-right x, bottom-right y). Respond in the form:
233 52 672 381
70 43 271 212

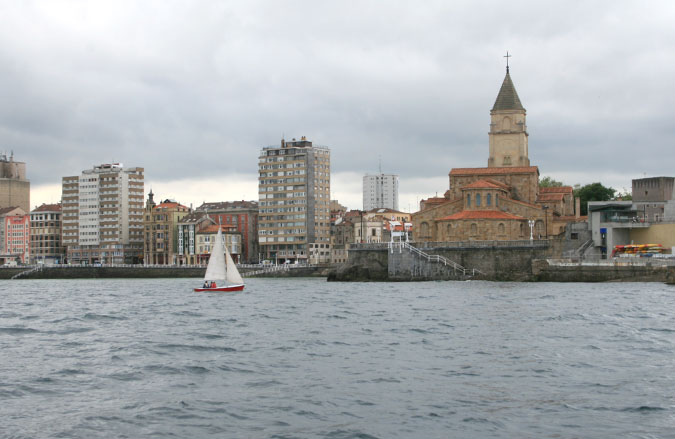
176 211 211 265
196 224 242 264
197 200 258 263
258 137 331 263
0 206 30 264
61 163 144 265
144 191 190 265
363 173 399 211
30 203 64 264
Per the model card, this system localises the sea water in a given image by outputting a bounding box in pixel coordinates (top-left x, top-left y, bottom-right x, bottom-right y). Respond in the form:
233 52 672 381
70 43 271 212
1 278 674 438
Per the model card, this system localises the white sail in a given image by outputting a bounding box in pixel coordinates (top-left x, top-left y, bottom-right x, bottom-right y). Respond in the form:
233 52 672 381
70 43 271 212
225 244 244 285
203 228 226 281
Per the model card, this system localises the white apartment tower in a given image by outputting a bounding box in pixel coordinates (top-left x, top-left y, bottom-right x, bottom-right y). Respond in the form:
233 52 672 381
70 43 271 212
363 173 399 211
61 163 144 264
258 137 331 263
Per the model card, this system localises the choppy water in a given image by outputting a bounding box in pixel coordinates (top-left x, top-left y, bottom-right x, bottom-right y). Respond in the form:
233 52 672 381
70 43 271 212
1 278 674 438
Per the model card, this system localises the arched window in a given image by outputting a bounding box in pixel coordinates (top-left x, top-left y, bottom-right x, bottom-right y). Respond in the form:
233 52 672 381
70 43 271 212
470 223 478 235
495 194 499 207
498 223 505 234
535 220 545 238
487 193 492 206
466 194 471 207
476 194 481 207
520 222 525 236
420 222 429 238
446 224 452 236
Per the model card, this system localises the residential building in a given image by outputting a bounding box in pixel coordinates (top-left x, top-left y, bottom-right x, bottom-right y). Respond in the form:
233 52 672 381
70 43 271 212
196 224 242 264
363 173 399 211
176 211 211 265
143 191 190 265
0 206 30 264
196 200 258 263
30 203 64 264
0 152 30 212
258 136 331 263
61 163 144 264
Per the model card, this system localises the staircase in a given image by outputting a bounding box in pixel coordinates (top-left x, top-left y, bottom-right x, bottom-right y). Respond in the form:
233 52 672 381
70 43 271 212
388 241 484 280
11 265 42 280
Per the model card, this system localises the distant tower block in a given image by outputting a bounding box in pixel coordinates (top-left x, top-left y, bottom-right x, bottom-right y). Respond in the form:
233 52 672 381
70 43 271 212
0 151 30 212
488 60 529 168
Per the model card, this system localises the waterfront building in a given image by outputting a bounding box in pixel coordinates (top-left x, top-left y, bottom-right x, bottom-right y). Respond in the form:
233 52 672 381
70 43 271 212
0 152 30 212
61 163 144 265
0 206 30 264
631 177 675 222
143 191 190 265
29 203 64 264
412 66 579 242
176 211 211 265
196 200 258 263
363 173 399 211
196 224 242 264
258 137 331 263
587 177 675 258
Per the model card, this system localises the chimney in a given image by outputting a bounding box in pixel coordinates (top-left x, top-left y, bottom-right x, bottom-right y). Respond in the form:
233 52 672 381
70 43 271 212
575 197 580 219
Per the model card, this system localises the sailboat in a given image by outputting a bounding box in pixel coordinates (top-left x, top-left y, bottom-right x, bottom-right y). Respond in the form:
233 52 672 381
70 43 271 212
194 227 245 292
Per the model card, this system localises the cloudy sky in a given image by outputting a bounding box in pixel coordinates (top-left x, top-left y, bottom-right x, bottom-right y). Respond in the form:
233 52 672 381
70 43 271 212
3 1 674 212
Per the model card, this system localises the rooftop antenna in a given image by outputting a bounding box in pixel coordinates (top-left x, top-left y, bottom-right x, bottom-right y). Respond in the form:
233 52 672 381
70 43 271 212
378 155 382 174
504 51 511 73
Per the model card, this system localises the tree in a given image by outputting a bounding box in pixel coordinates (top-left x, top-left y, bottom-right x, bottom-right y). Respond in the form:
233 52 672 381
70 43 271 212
574 182 616 215
539 176 565 187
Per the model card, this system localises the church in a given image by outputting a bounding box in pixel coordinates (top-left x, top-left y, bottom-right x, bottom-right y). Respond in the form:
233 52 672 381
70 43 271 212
412 66 578 242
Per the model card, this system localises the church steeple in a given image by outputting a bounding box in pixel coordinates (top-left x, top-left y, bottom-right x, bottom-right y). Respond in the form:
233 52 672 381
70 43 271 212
488 64 529 168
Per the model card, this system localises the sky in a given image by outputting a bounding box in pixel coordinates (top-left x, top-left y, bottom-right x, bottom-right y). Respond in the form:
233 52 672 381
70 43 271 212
2 0 674 212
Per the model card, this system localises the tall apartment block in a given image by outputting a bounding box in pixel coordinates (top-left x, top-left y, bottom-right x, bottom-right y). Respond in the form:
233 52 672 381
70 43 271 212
363 173 399 211
258 137 331 263
0 152 30 212
61 163 144 265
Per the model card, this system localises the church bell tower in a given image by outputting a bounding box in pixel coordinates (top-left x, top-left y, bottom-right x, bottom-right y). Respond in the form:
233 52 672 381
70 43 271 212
488 65 529 167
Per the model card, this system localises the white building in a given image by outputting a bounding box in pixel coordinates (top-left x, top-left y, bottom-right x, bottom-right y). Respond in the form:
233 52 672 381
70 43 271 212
363 173 399 211
258 137 331 263
61 163 144 264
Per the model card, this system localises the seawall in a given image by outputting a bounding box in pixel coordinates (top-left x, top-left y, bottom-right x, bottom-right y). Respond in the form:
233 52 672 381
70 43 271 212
1 265 328 280
533 260 673 282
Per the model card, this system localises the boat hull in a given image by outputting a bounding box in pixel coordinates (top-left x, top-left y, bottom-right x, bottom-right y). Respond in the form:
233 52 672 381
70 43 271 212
194 284 245 292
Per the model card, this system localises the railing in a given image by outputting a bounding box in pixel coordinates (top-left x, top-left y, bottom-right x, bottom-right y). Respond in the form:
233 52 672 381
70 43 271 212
11 265 43 279
353 240 549 250
547 257 675 267
389 241 484 277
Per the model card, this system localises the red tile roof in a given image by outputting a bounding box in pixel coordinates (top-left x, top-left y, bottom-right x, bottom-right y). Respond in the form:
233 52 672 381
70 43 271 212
31 203 62 213
156 201 189 210
539 186 573 194
537 193 565 201
450 166 539 176
437 210 527 221
462 179 507 190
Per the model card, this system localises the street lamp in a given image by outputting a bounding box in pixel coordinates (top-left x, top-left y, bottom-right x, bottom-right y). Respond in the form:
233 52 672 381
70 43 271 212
528 219 535 241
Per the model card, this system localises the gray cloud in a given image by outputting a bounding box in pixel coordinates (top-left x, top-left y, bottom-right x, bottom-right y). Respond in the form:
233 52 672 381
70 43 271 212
1 0 674 207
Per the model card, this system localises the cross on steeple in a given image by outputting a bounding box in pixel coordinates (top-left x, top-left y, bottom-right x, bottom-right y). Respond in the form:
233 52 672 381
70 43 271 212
504 51 511 73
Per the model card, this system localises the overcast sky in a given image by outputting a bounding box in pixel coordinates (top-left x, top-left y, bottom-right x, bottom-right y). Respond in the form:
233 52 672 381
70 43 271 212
3 1 674 212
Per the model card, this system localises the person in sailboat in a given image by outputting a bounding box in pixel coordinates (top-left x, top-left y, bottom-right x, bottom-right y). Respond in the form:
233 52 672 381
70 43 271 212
210 281 216 288
203 280 209 288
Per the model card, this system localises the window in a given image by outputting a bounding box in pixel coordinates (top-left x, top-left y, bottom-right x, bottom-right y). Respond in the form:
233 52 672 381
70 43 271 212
466 194 471 207
470 223 478 235
487 193 492 206
476 194 481 207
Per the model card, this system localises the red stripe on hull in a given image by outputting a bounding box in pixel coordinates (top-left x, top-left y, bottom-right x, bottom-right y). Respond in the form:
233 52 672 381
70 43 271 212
194 285 245 292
